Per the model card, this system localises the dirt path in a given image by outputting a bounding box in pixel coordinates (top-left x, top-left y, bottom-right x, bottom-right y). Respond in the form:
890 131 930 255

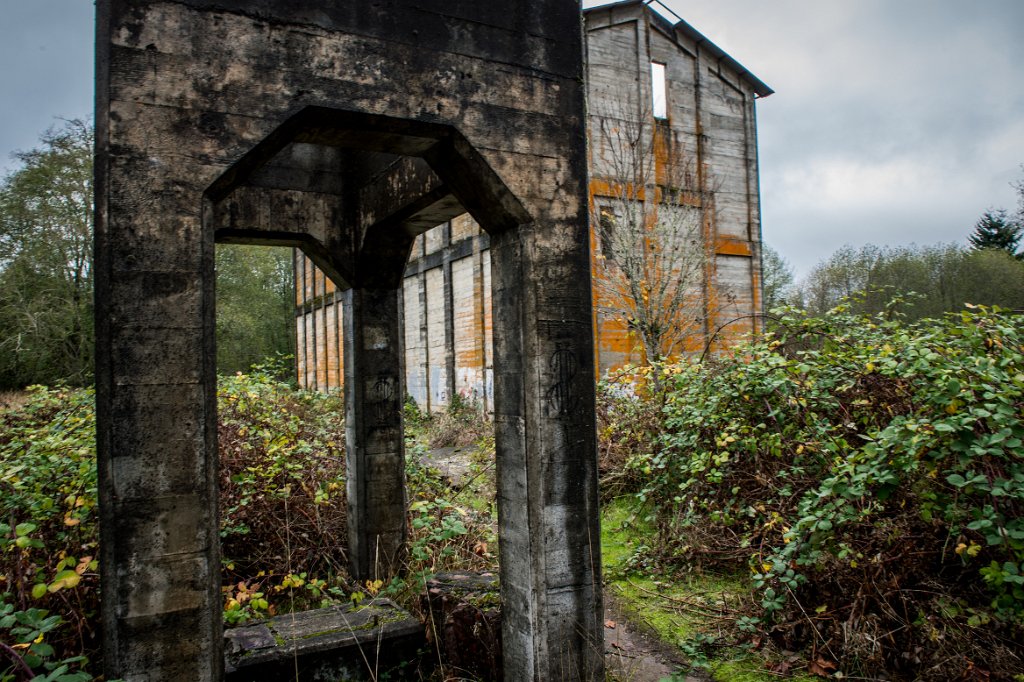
604 591 708 682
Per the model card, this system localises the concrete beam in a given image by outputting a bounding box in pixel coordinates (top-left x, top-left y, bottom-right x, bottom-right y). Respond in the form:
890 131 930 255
353 157 464 289
211 185 355 289
358 156 449 230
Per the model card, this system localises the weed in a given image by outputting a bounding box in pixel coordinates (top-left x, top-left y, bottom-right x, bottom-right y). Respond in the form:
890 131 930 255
0 599 91 681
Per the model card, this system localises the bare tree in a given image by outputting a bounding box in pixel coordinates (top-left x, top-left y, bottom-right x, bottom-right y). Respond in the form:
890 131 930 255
589 91 714 365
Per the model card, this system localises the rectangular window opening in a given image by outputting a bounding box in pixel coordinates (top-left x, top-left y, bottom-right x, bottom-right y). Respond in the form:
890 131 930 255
651 61 667 119
598 205 617 264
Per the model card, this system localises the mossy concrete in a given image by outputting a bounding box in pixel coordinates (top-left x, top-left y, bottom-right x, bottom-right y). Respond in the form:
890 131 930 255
224 599 423 681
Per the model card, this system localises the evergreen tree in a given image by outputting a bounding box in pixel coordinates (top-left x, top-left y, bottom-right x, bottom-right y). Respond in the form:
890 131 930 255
968 208 1022 257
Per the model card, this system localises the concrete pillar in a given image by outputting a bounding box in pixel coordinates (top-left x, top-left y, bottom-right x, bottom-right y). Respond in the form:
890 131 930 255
491 223 603 681
442 222 457 406
94 183 223 680
343 287 407 580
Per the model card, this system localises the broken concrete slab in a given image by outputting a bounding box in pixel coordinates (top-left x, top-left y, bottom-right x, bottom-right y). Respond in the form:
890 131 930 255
224 599 424 682
422 571 502 681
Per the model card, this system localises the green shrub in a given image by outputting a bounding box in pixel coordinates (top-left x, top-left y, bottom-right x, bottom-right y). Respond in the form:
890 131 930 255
596 366 667 500
0 386 98 678
391 444 497 597
218 363 347 583
420 393 489 450
0 366 350 673
629 302 1024 677
0 600 91 681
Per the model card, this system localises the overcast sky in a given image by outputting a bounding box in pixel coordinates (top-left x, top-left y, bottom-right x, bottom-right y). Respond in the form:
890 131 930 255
2 0 1022 277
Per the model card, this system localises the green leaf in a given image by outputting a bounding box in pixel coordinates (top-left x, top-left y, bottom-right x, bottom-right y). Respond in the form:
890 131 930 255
946 473 967 487
15 522 37 537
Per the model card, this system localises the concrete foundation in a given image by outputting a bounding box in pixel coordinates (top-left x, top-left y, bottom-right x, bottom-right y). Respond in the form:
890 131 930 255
95 0 602 679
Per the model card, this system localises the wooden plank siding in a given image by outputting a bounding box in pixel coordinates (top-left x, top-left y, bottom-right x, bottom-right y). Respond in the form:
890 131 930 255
292 1 769 410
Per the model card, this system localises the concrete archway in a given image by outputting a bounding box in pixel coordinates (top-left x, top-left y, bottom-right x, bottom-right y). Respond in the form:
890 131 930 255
95 2 601 679
207 107 537 581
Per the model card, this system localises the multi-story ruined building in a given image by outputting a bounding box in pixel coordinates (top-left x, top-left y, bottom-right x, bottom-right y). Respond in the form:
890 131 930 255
293 0 772 411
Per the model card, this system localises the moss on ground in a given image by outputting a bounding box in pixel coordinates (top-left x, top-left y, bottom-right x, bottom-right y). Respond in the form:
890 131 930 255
602 497 816 682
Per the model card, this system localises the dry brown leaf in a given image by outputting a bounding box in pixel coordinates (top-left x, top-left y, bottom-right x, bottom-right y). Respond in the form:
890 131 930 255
808 656 837 677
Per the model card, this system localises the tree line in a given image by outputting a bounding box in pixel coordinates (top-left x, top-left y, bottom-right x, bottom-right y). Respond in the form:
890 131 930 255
764 174 1024 319
0 121 294 390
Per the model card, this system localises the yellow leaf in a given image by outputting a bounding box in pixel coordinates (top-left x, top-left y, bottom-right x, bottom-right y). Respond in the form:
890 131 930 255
48 570 81 592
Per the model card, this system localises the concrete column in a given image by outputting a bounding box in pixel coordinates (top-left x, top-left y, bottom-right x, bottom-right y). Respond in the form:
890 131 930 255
490 223 603 682
343 287 407 580
94 189 222 680
442 222 457 405
418 266 431 412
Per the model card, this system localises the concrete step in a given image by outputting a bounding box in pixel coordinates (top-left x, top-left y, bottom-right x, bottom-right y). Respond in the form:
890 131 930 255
225 598 425 681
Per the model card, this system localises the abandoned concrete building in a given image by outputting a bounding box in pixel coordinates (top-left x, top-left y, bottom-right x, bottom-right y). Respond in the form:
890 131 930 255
293 0 773 411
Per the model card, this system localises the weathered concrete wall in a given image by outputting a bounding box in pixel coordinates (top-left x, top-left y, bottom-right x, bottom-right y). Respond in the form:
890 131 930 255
296 253 344 392
586 2 770 356
96 1 602 680
295 0 771 407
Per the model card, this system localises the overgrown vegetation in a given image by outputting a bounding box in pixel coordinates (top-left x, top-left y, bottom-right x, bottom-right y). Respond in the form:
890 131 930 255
0 373 497 679
409 393 491 451
603 301 1024 679
217 360 349 622
602 499 818 682
0 386 97 679
399 397 497 597
9 293 1024 680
